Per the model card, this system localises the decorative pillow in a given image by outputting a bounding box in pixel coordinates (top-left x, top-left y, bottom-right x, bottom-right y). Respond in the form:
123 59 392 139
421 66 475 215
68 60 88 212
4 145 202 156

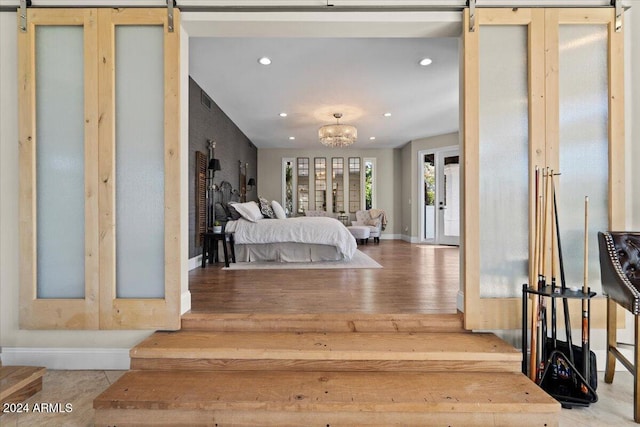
271 200 287 220
226 203 242 220
230 201 263 222
214 203 229 222
258 196 275 218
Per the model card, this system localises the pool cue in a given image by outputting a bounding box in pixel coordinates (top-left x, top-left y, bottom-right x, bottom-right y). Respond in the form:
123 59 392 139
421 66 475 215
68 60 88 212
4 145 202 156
529 166 541 381
552 173 575 365
582 196 590 390
537 169 554 380
536 168 552 381
550 175 558 352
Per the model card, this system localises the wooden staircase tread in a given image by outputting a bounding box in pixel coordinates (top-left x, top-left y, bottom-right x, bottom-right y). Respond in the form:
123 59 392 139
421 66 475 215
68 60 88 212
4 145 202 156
0 366 46 403
94 370 559 413
132 331 520 362
181 312 465 332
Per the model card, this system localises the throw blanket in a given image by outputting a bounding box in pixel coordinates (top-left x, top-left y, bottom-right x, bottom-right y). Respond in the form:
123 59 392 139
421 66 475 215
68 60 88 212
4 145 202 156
369 209 388 231
225 217 357 260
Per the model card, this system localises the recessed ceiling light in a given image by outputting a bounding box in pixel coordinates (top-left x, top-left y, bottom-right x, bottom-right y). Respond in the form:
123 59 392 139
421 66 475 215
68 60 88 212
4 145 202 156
289 136 296 140
383 112 392 117
419 58 433 66
279 112 288 117
258 57 272 65
369 137 376 140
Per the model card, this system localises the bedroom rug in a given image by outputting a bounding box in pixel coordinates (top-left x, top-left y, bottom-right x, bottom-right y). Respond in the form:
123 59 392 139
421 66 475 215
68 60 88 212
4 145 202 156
222 249 382 270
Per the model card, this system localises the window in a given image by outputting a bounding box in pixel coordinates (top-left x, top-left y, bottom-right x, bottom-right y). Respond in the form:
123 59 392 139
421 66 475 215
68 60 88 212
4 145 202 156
282 158 295 217
348 157 361 213
364 158 376 210
332 158 344 213
297 158 309 214
314 158 327 211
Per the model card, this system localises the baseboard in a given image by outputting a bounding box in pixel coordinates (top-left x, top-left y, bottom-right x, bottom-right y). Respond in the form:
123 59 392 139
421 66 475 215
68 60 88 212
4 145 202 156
181 289 192 315
0 347 130 370
380 234 402 240
457 290 465 313
188 255 202 271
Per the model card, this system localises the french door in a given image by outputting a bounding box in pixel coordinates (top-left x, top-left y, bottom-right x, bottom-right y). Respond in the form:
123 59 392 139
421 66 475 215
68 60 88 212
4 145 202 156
421 148 460 246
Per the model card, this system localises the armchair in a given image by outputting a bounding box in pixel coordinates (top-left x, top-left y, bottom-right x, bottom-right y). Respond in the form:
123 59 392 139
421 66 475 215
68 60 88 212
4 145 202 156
598 231 640 422
353 210 383 243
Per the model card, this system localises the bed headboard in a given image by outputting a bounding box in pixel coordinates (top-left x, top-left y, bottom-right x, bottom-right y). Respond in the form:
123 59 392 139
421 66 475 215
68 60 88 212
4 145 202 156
212 181 241 224
216 181 240 205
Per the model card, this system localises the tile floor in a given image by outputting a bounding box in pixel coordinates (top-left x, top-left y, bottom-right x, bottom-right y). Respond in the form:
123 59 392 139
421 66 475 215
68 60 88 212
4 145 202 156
0 370 636 426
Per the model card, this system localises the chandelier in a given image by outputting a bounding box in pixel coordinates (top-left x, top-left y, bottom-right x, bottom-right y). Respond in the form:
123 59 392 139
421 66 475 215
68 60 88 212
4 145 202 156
318 113 357 148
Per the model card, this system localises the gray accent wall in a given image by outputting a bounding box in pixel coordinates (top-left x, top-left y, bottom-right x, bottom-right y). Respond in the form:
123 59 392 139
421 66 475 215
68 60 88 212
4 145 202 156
189 77 258 258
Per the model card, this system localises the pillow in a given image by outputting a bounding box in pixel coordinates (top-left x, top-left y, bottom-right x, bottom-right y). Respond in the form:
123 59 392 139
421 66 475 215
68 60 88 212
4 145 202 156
230 201 263 222
226 203 242 220
366 219 380 227
214 203 229 222
258 196 275 219
271 200 287 220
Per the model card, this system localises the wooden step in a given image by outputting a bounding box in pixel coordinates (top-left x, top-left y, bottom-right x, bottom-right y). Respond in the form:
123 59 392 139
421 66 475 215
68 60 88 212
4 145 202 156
94 370 560 426
0 366 46 406
130 331 521 373
181 312 465 333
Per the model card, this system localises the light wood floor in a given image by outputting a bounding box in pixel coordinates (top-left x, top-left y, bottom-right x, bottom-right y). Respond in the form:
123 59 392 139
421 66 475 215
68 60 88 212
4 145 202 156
2 370 634 426
189 240 459 314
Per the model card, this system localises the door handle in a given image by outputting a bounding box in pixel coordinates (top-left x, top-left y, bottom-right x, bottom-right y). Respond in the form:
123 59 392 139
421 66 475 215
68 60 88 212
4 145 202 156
439 206 447 210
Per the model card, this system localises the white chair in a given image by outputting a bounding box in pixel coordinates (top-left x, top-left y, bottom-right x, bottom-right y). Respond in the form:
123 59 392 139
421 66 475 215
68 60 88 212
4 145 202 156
353 210 383 243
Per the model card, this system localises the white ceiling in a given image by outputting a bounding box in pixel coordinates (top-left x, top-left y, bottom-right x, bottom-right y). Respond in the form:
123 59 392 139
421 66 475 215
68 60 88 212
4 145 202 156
189 35 460 150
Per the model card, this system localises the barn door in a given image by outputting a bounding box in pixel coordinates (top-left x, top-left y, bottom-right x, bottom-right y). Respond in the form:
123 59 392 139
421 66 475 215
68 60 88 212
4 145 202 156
18 8 181 330
462 7 624 330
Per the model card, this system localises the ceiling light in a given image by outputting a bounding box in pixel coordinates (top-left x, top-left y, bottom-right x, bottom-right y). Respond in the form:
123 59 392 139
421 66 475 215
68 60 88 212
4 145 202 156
383 112 392 117
289 136 295 140
258 57 272 65
279 112 288 117
318 113 357 148
419 58 433 66
369 137 376 140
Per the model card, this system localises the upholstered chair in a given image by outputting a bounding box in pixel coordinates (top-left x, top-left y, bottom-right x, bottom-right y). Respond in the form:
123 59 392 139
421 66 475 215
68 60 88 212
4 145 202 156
353 210 382 243
598 231 640 422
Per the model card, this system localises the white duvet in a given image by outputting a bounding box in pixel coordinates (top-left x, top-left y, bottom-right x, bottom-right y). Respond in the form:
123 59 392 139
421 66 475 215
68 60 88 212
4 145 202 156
224 216 357 260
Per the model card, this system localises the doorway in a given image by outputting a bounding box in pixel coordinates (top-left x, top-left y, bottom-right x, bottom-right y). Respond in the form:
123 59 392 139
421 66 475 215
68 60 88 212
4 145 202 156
183 11 464 316
419 147 460 246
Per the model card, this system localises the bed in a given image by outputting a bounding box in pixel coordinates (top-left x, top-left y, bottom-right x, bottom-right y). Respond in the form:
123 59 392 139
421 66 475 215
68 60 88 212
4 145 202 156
224 216 357 262
211 181 356 263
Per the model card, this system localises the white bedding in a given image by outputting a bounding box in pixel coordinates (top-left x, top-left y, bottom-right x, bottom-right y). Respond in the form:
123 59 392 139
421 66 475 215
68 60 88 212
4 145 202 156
224 216 357 260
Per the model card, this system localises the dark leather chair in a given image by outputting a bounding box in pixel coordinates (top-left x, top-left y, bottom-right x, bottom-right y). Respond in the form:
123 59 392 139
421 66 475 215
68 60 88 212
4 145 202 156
598 231 640 422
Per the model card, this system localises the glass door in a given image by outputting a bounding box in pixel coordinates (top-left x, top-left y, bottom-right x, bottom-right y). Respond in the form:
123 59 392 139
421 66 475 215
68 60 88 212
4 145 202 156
437 150 460 246
420 148 460 245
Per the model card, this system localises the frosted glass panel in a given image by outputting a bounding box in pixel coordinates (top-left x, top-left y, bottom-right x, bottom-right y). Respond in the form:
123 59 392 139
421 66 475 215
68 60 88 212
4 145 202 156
479 26 529 298
558 25 608 294
36 26 85 299
115 26 165 298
